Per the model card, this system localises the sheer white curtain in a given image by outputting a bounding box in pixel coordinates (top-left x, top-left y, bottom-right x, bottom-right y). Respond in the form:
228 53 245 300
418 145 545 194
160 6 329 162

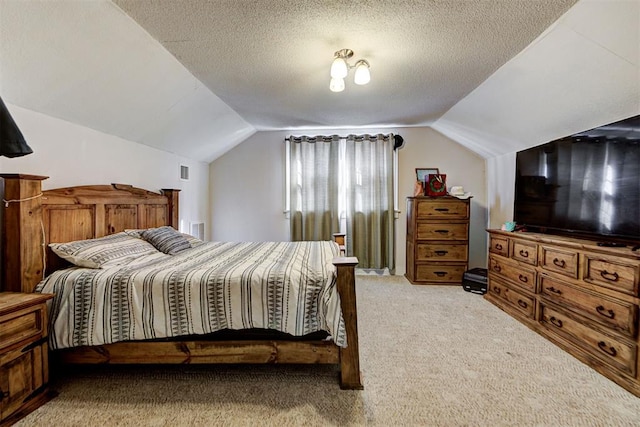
344 134 395 271
289 135 341 241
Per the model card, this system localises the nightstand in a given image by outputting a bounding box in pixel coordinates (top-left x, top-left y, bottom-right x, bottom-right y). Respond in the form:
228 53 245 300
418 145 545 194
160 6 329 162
0 292 54 426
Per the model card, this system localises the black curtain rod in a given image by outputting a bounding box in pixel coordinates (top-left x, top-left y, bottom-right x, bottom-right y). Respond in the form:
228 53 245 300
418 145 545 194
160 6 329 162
285 134 404 150
284 136 348 142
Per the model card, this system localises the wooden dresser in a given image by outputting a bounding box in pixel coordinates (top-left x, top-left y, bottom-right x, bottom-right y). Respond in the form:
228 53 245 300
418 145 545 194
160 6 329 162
405 196 470 285
0 292 54 426
485 230 640 397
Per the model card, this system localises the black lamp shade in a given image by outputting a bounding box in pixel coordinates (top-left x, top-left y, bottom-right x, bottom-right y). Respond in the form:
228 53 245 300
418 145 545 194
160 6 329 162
0 96 33 158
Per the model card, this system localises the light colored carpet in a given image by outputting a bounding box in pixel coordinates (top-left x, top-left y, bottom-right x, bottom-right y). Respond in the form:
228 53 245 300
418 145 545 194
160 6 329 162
17 275 640 426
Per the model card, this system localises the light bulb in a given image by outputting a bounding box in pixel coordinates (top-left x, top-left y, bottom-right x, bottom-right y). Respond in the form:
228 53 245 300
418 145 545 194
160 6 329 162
354 60 370 85
329 77 345 92
330 57 349 79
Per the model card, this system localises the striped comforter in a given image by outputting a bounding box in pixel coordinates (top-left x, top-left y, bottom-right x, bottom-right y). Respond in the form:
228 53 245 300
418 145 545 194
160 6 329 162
35 241 346 350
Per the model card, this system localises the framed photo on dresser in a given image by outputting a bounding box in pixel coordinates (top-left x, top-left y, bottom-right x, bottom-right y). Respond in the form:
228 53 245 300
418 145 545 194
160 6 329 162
415 168 439 183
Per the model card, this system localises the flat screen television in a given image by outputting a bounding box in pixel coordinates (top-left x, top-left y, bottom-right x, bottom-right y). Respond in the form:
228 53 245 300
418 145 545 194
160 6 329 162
514 115 640 244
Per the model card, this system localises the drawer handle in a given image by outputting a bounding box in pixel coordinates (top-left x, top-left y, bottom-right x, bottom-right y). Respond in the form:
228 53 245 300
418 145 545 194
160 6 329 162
434 208 450 212
598 341 617 357
549 316 563 328
0 389 9 399
495 243 503 250
553 258 566 268
596 305 615 319
546 287 562 295
434 271 447 277
518 274 528 283
492 265 502 273
600 270 619 282
434 229 449 234
517 299 528 309
493 286 501 295
519 249 529 258
435 250 448 256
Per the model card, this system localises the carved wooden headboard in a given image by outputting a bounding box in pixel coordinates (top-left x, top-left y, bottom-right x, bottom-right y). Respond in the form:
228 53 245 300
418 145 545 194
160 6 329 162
0 174 179 293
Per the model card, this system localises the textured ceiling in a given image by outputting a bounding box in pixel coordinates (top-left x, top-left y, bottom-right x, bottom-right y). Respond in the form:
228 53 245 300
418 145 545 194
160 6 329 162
6 0 613 162
113 0 578 130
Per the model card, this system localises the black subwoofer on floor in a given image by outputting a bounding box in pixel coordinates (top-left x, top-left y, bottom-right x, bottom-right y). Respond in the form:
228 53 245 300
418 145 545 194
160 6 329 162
462 268 488 294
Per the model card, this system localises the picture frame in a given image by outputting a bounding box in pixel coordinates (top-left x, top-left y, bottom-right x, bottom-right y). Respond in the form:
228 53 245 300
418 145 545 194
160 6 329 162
415 168 439 183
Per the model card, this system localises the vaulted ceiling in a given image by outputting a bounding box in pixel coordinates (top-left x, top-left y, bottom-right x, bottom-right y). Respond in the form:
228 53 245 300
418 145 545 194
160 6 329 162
1 0 637 162
113 0 576 130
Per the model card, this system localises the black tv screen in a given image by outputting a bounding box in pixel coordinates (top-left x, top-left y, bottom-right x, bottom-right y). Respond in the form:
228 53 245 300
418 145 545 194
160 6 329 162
514 115 640 243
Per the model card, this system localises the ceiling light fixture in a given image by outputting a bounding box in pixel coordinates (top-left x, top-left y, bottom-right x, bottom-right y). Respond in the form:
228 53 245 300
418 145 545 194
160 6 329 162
329 49 370 92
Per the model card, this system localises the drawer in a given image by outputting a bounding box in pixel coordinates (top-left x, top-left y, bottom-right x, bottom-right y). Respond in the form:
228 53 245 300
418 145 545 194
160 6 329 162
0 305 46 353
415 264 466 283
416 244 468 262
539 303 637 377
416 221 468 240
510 239 538 266
488 279 535 319
540 246 578 279
488 255 536 293
0 338 48 422
415 200 469 219
539 275 636 337
489 236 508 257
583 254 639 296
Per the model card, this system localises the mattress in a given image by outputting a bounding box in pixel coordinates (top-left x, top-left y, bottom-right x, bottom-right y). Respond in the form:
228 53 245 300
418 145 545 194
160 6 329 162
36 241 346 349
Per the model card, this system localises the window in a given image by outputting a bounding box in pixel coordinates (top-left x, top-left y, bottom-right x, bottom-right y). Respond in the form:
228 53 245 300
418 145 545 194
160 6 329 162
286 134 397 271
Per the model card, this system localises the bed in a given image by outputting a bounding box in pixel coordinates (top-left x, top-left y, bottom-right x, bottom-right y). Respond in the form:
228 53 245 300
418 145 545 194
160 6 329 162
1 174 362 389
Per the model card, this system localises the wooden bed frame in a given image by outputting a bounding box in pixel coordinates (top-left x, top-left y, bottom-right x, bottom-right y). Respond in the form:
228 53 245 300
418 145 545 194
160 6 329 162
0 174 362 389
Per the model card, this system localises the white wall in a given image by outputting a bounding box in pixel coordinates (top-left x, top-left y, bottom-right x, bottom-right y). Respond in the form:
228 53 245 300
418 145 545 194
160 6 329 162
486 153 516 229
398 127 487 271
209 131 289 242
1 104 210 236
210 126 487 274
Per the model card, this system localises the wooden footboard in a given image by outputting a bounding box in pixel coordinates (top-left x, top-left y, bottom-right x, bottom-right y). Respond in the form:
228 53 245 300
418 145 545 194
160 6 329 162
0 174 363 389
334 256 363 389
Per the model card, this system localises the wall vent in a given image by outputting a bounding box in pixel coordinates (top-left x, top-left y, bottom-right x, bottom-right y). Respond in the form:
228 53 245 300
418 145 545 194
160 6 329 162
191 222 205 240
180 165 190 181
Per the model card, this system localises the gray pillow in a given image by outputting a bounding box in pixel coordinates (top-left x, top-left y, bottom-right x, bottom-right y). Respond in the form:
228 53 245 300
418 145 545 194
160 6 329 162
125 229 204 247
141 226 192 255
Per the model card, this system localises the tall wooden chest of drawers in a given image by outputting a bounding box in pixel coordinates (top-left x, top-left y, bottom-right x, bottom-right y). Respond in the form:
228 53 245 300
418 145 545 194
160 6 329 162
405 196 470 285
485 230 640 397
